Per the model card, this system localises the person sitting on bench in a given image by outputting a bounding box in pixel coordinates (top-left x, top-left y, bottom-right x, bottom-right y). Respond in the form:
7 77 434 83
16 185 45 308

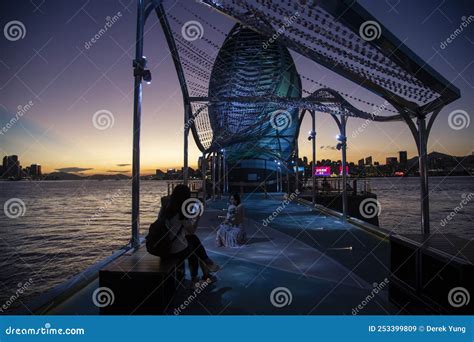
160 185 220 287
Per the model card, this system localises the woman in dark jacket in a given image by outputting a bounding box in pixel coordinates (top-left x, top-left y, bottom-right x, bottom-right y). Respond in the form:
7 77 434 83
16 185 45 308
159 184 219 287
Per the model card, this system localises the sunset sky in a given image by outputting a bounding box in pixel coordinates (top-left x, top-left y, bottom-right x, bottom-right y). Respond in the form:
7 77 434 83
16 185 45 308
0 0 473 175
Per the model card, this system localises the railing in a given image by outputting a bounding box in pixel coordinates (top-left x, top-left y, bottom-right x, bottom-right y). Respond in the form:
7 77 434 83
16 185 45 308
301 177 372 195
166 180 203 196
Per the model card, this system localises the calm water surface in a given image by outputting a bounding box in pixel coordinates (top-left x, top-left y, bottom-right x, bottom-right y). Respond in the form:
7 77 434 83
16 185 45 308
0 177 472 311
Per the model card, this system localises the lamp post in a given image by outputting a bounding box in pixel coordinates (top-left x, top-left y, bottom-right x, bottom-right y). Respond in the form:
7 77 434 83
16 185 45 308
294 146 299 193
274 160 282 192
220 148 227 195
131 0 153 248
212 152 216 200
336 119 348 221
308 111 316 205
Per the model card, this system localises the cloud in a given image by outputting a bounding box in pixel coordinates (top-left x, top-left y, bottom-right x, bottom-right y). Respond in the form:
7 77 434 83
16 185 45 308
116 163 130 167
320 145 336 150
55 167 93 173
107 170 129 173
320 145 349 151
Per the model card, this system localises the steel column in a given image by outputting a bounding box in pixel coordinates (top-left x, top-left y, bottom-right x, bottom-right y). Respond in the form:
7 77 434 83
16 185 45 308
218 152 223 198
183 107 189 185
156 5 191 185
201 152 207 202
295 144 299 192
417 115 430 234
286 164 290 194
212 152 216 199
131 0 145 248
311 111 316 206
341 116 348 222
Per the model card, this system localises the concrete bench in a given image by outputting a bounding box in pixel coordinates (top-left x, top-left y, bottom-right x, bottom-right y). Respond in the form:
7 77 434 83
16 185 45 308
99 245 181 314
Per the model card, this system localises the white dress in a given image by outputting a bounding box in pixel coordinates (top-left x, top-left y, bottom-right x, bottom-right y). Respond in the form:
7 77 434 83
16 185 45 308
216 204 246 247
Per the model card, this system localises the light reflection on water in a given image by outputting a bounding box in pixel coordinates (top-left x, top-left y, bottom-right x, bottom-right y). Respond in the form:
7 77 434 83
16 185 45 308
0 177 472 311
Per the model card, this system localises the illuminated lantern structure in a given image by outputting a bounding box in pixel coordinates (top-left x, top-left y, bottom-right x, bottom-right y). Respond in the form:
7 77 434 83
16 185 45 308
208 24 302 189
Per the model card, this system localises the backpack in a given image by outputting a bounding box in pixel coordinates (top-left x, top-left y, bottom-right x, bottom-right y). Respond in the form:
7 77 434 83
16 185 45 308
145 215 184 257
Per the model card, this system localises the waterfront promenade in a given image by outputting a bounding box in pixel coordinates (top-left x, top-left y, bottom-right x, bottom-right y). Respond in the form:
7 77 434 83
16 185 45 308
166 193 400 315
45 192 400 315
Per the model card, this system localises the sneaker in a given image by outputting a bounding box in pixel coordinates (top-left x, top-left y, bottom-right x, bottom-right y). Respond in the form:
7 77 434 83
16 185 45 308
205 261 220 273
201 274 217 283
191 277 202 289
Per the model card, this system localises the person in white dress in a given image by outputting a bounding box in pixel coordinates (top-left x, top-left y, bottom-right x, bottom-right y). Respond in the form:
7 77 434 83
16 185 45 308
216 193 246 247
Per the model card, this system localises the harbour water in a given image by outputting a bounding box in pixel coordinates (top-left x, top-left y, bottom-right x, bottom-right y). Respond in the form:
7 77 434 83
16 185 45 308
0 177 472 311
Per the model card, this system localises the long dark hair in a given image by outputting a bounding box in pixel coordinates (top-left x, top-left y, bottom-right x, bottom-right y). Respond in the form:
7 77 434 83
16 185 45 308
231 192 241 206
162 184 191 220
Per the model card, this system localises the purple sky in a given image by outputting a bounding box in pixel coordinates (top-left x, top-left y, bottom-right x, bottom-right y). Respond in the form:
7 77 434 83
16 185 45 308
0 0 472 174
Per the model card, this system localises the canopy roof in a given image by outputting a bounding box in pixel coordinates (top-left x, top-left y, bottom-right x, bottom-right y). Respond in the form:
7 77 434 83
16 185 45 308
146 0 460 154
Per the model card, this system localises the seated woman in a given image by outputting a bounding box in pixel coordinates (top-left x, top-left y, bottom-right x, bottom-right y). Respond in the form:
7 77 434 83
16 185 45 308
151 185 219 287
216 193 246 248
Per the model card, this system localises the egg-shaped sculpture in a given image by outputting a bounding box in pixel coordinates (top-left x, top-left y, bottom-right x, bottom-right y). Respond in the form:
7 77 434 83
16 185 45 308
208 23 301 186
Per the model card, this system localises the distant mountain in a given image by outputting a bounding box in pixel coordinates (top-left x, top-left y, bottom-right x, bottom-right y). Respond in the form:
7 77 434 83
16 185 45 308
43 172 130 180
405 151 473 175
87 173 130 180
407 151 472 164
44 172 83 180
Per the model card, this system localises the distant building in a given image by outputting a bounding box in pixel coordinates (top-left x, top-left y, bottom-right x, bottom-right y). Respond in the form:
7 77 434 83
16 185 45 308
365 156 372 165
166 168 180 179
30 164 42 178
399 151 407 166
358 158 364 167
2 155 21 179
386 157 398 165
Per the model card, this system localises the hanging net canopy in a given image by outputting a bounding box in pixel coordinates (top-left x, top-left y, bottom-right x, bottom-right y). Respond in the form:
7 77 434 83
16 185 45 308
152 0 460 159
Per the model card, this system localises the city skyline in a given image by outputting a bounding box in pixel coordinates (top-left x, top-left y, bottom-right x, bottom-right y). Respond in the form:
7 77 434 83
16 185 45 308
0 0 473 175
2 148 472 177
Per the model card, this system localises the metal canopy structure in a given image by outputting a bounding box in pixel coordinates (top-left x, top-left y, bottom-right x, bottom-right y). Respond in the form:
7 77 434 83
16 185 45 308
129 0 461 247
